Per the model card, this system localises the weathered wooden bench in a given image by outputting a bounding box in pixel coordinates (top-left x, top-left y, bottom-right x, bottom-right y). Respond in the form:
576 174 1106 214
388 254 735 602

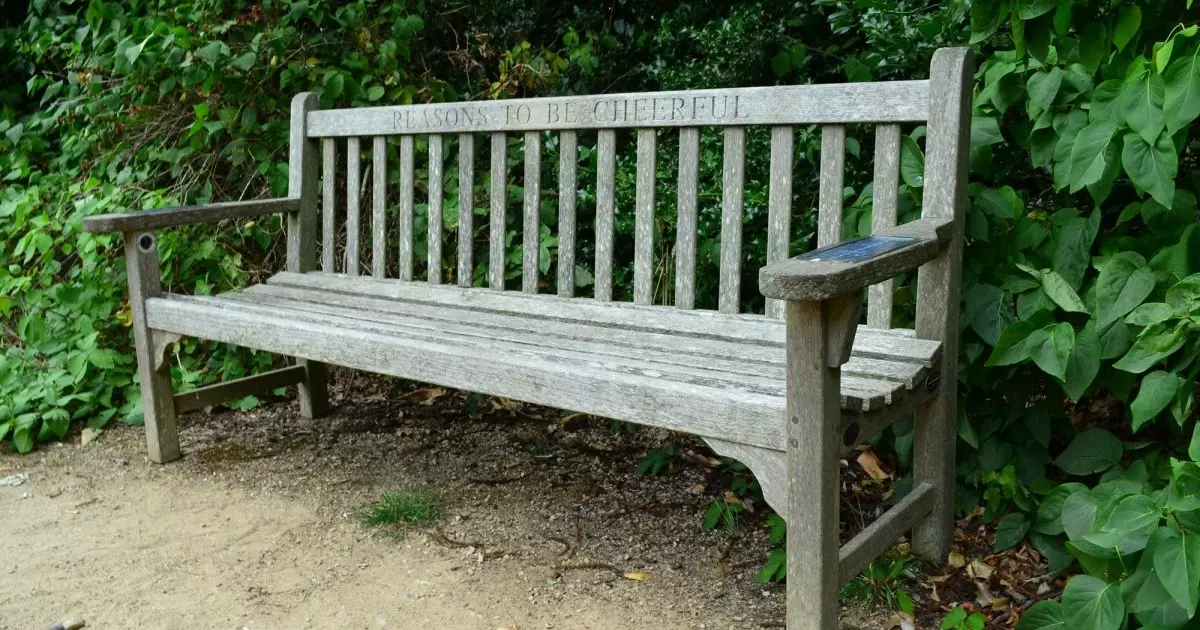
85 47 972 630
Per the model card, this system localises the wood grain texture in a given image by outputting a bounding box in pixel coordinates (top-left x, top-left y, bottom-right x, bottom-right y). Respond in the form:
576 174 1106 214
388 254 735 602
288 93 330 416
674 127 700 310
765 126 794 319
557 130 578 297
912 47 973 564
838 482 934 587
786 300 840 630
488 133 507 290
174 365 307 414
306 81 931 137
523 131 542 294
396 135 415 280
428 134 444 284
457 133 475 287
594 129 616 301
83 197 300 234
372 136 388 278
268 271 941 365
818 125 845 248
868 124 901 328
124 232 179 463
345 136 362 276
759 218 952 301
634 129 656 305
321 137 336 272
719 126 746 314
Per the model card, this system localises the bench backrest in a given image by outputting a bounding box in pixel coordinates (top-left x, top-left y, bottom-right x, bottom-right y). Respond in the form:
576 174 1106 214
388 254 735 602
288 48 970 325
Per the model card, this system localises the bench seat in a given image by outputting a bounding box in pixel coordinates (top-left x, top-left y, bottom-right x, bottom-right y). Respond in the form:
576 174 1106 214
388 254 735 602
145 271 941 452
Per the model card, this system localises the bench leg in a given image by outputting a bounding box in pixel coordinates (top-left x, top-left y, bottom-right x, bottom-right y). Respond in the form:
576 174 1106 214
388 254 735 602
911 384 955 562
785 300 840 630
296 359 329 418
125 232 181 464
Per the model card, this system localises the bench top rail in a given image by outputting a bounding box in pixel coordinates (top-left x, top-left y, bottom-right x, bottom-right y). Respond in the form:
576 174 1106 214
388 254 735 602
306 82 931 138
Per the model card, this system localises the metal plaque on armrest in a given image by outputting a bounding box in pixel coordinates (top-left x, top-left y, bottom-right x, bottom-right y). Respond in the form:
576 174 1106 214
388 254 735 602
794 236 921 264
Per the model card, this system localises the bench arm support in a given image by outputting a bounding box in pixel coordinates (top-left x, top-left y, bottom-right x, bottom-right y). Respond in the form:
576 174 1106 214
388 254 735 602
82 197 300 234
757 217 953 303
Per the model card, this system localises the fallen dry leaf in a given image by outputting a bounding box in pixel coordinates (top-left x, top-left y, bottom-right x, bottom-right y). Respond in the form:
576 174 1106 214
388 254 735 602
968 558 994 580
402 388 446 405
623 571 650 581
948 550 966 568
856 450 891 480
884 612 916 630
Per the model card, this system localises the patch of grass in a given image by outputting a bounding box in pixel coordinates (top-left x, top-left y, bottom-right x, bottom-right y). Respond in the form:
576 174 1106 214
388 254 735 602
360 491 443 528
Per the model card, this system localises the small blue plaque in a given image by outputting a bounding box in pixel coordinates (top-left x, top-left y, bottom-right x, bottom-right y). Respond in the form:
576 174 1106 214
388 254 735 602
795 235 920 264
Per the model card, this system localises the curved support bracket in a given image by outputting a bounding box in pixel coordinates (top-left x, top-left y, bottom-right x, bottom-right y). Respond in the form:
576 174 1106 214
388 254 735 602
151 330 182 372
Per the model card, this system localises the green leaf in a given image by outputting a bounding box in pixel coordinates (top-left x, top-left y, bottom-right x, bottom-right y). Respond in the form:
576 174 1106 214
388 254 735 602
1169 467 1200 511
1028 322 1074 380
1125 302 1176 326
1062 575 1125 630
1025 15 1052 63
12 426 33 454
900 136 924 188
1063 322 1100 401
1153 531 1200 615
965 284 1012 345
1079 23 1107 73
1027 68 1063 115
1090 81 1122 123
1016 600 1065 630
1115 322 1188 373
1120 72 1166 146
1191 425 1200 462
1055 429 1123 476
1030 531 1076 574
995 513 1030 551
1164 55 1200 133
1067 121 1118 192
988 319 1039 366
1017 0 1056 19
1130 370 1182 431
1036 483 1086 535
1166 274 1200 313
194 40 227 67
971 0 1010 44
1040 270 1088 313
1082 493 1159 553
1096 252 1156 329
124 36 149 65
1121 131 1178 207
366 85 386 101
231 51 257 71
771 51 790 77
972 117 1003 146
1112 5 1141 51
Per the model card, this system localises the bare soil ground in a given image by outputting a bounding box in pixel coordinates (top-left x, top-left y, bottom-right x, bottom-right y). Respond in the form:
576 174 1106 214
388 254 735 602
0 375 919 630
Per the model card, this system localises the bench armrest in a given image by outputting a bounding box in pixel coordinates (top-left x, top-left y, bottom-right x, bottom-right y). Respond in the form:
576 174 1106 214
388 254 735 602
759 218 953 302
82 197 301 234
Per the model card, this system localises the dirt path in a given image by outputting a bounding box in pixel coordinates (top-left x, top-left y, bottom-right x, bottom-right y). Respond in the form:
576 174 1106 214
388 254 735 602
0 382 885 630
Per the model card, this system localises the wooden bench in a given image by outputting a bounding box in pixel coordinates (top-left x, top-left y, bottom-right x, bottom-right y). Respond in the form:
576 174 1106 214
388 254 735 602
85 47 972 630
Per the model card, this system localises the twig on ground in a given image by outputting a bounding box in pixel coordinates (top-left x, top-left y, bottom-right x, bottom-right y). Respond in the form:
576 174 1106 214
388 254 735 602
553 561 622 574
467 471 530 485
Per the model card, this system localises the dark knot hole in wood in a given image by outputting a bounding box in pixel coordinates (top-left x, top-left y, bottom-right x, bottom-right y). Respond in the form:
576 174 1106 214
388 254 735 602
842 422 859 447
137 233 156 254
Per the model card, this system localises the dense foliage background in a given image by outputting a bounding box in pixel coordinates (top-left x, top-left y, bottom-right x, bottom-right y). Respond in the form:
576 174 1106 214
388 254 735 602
1 0 1197 627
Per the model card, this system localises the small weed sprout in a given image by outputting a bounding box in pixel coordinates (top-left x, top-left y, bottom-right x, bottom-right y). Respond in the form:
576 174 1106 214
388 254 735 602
361 491 443 528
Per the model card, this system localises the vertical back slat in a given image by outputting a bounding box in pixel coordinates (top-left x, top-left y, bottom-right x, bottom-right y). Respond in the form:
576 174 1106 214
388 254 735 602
595 129 616 302
765 126 795 318
718 126 746 314
345 137 362 276
674 127 700 310
397 135 415 280
818 125 846 248
371 136 387 278
868 124 902 328
634 129 656 305
321 137 336 273
428 134 445 284
457 133 475 287
522 131 541 294
488 133 506 290
557 131 578 297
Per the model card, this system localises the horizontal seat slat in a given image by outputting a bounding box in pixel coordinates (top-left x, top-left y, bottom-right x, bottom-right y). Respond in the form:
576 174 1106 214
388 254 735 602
240 283 927 395
266 272 941 365
145 295 788 450
227 288 911 409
